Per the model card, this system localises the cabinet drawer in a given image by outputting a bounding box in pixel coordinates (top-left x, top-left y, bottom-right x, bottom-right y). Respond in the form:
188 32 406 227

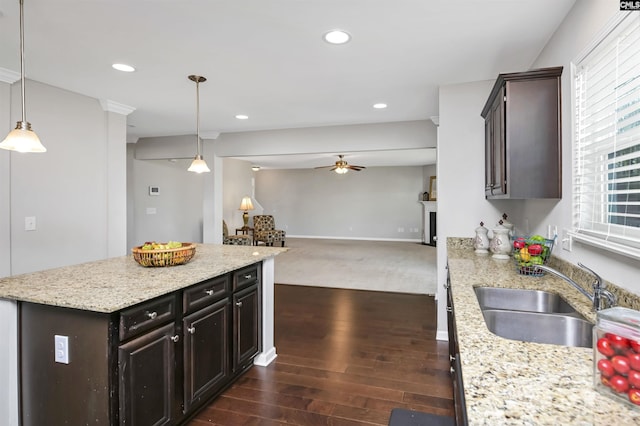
233 264 260 291
119 295 176 341
183 275 229 314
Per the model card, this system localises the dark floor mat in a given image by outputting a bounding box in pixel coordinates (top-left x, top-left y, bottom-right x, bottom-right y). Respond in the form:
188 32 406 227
388 408 455 426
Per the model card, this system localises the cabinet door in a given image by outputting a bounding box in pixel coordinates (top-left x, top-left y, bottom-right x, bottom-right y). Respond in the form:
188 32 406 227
119 323 177 426
233 284 261 372
489 89 506 196
183 298 230 413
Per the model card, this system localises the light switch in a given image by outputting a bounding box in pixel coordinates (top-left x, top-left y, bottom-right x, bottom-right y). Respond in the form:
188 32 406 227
24 216 36 231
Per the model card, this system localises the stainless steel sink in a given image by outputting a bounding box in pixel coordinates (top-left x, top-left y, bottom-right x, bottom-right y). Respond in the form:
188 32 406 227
481 309 593 348
474 287 577 314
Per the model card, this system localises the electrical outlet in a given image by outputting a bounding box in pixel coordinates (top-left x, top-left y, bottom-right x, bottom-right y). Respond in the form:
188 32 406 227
562 229 572 252
54 335 69 364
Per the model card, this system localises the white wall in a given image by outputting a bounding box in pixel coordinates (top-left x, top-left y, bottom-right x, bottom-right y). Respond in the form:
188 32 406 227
435 0 639 339
2 80 128 275
522 0 640 294
130 159 204 245
222 158 255 230
215 120 436 157
255 166 425 240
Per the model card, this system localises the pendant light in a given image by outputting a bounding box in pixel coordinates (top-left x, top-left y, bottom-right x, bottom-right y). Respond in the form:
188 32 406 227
187 75 210 173
0 0 46 153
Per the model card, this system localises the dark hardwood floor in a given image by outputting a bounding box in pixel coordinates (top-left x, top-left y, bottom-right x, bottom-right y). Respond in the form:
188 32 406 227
189 284 453 425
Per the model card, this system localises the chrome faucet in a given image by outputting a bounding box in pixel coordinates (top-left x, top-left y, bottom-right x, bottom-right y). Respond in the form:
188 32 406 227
534 263 617 311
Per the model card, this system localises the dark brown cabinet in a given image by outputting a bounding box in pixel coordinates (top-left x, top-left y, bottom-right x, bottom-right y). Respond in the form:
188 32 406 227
183 298 230 413
232 265 262 373
446 268 467 426
481 67 563 199
19 262 262 426
119 322 177 426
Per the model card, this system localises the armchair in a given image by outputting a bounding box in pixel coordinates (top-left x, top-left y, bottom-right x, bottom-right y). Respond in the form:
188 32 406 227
222 220 252 246
253 215 286 247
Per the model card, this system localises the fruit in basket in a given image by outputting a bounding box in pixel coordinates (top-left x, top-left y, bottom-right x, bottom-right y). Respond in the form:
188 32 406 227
528 244 543 255
519 247 531 262
141 241 183 250
513 237 526 249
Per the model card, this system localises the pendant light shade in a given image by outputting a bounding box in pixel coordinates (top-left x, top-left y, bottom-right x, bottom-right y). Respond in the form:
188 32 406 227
187 75 210 173
0 0 46 153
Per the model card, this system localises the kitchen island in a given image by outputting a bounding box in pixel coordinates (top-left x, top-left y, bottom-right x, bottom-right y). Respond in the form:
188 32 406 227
0 244 286 426
447 238 640 425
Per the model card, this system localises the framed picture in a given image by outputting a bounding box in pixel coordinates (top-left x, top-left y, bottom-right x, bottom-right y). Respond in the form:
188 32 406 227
429 176 437 201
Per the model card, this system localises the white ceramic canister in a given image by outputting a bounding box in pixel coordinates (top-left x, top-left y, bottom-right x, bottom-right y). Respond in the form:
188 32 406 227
474 222 490 254
490 221 511 259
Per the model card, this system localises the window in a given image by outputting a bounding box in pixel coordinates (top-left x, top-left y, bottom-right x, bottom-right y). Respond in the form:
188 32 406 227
573 12 640 256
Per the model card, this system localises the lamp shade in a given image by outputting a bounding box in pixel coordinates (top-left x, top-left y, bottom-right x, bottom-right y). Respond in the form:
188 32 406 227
0 123 46 153
187 155 210 173
239 196 254 211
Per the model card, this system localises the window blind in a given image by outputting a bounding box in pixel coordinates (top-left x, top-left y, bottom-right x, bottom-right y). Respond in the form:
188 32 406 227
574 12 640 252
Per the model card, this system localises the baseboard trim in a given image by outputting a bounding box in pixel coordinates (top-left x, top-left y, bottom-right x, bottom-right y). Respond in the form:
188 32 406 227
286 235 423 243
436 330 449 342
253 347 278 366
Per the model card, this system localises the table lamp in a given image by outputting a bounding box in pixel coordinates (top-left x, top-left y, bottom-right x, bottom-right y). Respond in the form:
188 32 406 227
239 196 254 228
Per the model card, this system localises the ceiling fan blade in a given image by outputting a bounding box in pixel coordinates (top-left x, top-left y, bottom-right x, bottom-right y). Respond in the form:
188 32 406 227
348 165 365 170
314 165 335 169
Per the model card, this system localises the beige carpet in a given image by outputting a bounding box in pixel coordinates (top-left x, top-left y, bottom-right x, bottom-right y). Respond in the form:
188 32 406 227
274 238 437 294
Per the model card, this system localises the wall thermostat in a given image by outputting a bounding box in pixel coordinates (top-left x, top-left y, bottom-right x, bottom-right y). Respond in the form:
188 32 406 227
149 186 160 196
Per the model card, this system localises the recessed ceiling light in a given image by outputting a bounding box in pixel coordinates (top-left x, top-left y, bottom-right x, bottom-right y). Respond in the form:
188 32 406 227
323 30 351 45
112 63 135 72
373 103 388 109
235 114 249 120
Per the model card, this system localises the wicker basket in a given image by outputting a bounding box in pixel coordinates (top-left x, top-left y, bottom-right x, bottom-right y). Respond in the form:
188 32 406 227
132 243 196 267
512 236 555 277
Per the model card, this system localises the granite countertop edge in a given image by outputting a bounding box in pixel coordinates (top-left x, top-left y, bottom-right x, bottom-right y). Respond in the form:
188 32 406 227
446 237 640 425
0 244 287 313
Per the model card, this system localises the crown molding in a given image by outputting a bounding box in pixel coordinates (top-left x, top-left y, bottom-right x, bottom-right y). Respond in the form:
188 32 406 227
99 99 136 115
0 68 20 84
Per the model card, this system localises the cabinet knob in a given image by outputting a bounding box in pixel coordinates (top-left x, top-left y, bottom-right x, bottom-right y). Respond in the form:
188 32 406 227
450 366 455 374
449 354 456 362
171 335 180 343
244 274 252 279
146 311 157 320
205 289 214 296
187 327 196 334
446 306 452 313
236 301 243 307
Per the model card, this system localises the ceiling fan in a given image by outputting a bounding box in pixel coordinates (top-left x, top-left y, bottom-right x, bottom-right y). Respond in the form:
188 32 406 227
314 155 366 174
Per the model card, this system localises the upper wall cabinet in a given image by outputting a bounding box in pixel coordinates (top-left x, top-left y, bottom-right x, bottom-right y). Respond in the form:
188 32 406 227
481 67 563 199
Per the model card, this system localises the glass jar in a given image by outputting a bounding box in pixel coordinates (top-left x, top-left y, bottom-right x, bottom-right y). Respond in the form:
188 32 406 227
593 307 640 409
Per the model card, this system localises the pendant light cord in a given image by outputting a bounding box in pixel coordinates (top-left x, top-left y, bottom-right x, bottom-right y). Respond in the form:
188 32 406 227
19 0 27 124
195 78 201 156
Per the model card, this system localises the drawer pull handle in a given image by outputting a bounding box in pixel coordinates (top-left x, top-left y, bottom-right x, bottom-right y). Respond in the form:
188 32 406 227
449 354 455 362
244 274 252 279
188 327 196 334
171 335 180 343
146 311 157 320
205 290 214 296
450 366 455 374
236 301 243 307
446 306 452 313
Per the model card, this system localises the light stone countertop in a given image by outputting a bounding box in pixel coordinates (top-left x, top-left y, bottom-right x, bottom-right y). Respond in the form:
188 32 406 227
447 239 640 425
0 244 287 313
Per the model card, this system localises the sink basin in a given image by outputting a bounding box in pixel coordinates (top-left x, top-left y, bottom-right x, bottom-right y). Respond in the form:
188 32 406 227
481 309 593 348
474 287 577 314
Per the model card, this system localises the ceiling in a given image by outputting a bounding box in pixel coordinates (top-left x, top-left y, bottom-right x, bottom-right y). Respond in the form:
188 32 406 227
0 0 576 168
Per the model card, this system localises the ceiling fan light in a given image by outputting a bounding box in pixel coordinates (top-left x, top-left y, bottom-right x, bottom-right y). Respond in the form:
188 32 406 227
0 122 46 153
335 167 349 174
188 155 210 173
